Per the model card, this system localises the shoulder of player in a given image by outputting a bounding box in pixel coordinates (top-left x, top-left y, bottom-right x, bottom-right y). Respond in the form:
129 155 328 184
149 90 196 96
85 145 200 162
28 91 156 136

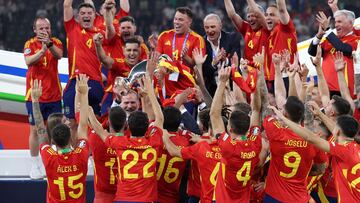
51 37 62 44
158 29 175 39
24 37 37 48
189 31 204 40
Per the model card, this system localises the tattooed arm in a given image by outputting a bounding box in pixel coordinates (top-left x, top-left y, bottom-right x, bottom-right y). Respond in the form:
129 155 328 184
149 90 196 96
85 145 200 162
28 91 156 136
31 80 49 144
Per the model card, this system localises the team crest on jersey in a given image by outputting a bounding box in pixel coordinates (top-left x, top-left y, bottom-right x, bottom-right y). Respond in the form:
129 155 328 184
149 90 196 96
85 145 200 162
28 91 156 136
252 127 260 135
165 40 171 46
24 48 31 55
78 140 86 148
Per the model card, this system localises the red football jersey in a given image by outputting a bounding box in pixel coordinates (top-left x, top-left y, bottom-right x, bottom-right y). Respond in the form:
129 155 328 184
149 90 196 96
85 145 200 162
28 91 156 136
94 8 129 32
64 17 104 82
320 34 359 96
238 21 270 68
156 131 190 203
214 127 262 202
266 20 298 81
181 139 221 203
105 126 163 202
187 160 201 197
329 140 360 202
157 29 205 67
88 130 118 195
24 37 63 102
40 139 89 203
263 115 327 202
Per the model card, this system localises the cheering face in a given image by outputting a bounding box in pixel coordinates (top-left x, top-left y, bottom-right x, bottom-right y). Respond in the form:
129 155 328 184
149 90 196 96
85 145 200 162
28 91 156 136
324 99 335 117
123 43 140 67
173 11 192 34
120 21 136 41
204 18 222 42
34 18 51 38
265 7 280 31
247 11 261 31
335 14 353 38
78 7 95 29
120 93 139 114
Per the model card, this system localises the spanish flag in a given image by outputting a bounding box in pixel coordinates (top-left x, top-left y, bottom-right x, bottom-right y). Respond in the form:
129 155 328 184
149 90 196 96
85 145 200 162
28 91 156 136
231 66 257 94
158 59 196 86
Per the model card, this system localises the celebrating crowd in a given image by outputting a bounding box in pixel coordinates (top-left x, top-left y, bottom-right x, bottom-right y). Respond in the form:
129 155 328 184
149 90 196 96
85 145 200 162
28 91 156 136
23 0 360 202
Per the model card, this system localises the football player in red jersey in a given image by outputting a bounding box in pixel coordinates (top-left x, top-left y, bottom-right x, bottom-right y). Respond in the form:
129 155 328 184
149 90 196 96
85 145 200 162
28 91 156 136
88 53 164 202
24 16 63 179
32 74 90 202
63 0 106 135
156 7 205 67
210 66 267 203
271 106 360 202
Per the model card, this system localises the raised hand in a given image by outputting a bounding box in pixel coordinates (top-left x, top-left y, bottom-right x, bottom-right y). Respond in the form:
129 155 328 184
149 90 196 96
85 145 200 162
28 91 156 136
231 52 239 68
272 53 282 66
181 45 189 59
192 48 207 65
174 88 192 108
31 79 42 101
316 11 331 38
146 51 160 75
268 106 284 119
113 77 129 97
311 45 322 67
253 46 265 68
218 66 232 83
93 33 104 46
148 34 158 50
333 51 345 72
299 63 309 81
213 48 226 65
328 0 338 9
76 74 89 94
306 101 321 116
104 0 115 10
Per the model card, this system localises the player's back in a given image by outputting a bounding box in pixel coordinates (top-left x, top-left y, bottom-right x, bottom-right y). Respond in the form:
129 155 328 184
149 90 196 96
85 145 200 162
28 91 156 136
40 140 89 203
157 132 189 203
263 116 325 202
214 128 262 202
105 129 162 202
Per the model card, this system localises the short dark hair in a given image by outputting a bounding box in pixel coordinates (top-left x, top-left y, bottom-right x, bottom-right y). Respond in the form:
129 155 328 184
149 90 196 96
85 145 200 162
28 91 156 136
124 37 140 46
199 109 210 131
176 7 193 19
120 16 136 25
337 115 359 138
233 102 252 116
128 111 149 137
229 110 250 135
78 3 95 12
285 96 304 123
163 106 181 132
332 95 351 116
51 124 71 148
109 107 127 132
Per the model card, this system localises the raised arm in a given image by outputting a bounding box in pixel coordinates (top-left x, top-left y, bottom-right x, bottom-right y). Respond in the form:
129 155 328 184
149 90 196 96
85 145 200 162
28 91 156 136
162 131 183 157
334 51 355 112
273 52 287 109
192 48 212 107
76 74 89 140
88 107 109 142
145 52 164 128
224 0 244 31
210 67 232 135
104 0 116 40
31 80 49 144
94 33 114 69
307 101 336 132
328 0 339 14
120 0 130 13
270 106 330 152
251 47 264 126
311 45 330 107
63 0 74 22
276 0 290 25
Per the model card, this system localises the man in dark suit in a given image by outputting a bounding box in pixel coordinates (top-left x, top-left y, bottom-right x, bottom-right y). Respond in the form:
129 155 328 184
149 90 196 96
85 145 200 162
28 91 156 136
202 13 241 96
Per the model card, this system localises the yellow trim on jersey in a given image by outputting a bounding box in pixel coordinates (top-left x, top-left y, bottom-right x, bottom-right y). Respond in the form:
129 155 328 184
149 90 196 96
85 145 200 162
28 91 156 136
158 29 175 39
105 85 113 92
25 78 33 101
317 182 330 203
141 43 149 55
71 49 76 77
182 69 196 85
190 31 205 49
